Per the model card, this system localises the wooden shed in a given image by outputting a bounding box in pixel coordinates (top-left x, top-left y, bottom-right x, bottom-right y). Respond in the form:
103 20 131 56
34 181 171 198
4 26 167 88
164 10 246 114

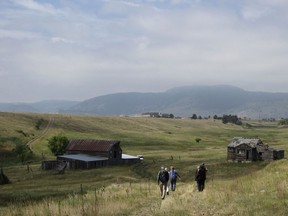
65 139 122 160
227 137 284 162
42 139 141 170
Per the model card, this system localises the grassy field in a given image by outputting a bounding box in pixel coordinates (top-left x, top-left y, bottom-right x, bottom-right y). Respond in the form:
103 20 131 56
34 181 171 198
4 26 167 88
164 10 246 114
0 112 287 215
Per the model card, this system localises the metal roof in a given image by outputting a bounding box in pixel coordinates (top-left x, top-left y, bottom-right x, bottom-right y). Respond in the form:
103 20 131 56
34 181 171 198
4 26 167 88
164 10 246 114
122 154 139 159
58 153 139 162
58 154 108 162
66 139 120 152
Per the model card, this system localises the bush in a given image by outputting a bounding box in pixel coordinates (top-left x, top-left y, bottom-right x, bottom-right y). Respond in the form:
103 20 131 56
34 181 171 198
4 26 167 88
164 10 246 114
222 114 242 125
48 135 69 156
14 143 33 163
35 118 45 130
279 118 288 125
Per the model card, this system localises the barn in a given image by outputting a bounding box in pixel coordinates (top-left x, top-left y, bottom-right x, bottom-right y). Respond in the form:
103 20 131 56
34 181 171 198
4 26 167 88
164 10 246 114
227 137 284 162
42 139 141 170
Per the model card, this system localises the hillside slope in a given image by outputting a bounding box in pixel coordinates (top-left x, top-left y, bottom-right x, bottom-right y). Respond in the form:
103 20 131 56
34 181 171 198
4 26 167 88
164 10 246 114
63 85 288 119
2 85 288 118
0 100 79 113
0 113 287 215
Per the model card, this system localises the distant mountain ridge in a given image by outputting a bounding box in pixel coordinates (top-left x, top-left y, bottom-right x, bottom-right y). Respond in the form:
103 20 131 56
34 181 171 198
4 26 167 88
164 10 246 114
2 85 288 119
63 85 288 119
0 100 79 113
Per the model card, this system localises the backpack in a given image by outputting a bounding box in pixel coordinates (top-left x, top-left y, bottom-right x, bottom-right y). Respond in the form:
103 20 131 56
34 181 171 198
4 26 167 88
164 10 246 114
159 170 168 183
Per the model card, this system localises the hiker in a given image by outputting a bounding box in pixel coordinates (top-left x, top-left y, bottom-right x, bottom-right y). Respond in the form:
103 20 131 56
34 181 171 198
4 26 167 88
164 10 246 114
157 166 170 199
195 165 200 190
169 166 181 191
166 167 171 195
195 163 207 192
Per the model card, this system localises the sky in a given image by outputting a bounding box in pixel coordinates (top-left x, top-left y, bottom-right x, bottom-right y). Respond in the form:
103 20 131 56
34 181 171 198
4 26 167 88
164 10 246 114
1 0 288 103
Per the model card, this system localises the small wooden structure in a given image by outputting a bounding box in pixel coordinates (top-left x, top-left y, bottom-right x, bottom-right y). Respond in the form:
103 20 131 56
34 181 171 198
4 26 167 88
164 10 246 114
0 168 10 185
42 139 141 170
227 137 284 162
65 139 122 159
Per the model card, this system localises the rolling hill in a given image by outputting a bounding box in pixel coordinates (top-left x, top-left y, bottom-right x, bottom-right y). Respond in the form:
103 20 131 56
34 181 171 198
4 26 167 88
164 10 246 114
0 100 79 114
2 85 288 119
1 112 287 215
62 85 288 119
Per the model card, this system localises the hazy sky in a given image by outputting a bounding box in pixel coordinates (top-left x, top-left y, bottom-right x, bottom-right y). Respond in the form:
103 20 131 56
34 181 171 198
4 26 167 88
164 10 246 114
1 0 288 102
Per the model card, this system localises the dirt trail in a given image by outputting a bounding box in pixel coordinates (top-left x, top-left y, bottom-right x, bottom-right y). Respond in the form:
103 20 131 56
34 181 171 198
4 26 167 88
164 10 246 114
26 116 54 151
130 182 210 215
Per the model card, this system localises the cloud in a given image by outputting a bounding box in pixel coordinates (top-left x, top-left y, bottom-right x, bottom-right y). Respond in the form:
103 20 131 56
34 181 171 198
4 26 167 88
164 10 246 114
1 0 288 102
11 0 57 14
0 29 39 40
241 6 271 20
50 37 74 44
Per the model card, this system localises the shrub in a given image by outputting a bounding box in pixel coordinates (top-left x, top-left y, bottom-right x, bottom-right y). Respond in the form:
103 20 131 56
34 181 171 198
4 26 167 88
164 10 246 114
48 135 69 156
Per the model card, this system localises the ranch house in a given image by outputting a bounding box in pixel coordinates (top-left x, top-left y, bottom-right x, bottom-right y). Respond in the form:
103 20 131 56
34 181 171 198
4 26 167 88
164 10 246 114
42 139 141 170
227 137 284 162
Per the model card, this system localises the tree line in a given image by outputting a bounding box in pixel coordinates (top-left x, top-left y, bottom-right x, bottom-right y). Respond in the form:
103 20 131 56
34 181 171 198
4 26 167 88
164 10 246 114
191 114 242 125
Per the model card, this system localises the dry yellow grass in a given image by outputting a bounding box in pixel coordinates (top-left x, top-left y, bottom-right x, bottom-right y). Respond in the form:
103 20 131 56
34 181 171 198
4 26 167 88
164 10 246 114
1 159 288 216
1 113 288 215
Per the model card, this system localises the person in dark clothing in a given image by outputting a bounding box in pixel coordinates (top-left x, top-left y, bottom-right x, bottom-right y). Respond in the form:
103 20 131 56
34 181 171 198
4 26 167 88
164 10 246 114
157 166 170 199
195 163 207 192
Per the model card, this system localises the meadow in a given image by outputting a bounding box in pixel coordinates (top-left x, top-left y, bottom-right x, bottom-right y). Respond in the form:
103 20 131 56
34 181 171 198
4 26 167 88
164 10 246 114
0 112 287 215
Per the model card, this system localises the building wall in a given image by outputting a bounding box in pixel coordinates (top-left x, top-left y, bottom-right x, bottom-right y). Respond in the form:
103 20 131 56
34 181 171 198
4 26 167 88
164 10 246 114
227 144 256 162
108 145 122 160
42 160 59 170
276 150 285 159
55 158 140 169
228 144 284 162
56 157 109 169
260 150 274 160
227 147 237 161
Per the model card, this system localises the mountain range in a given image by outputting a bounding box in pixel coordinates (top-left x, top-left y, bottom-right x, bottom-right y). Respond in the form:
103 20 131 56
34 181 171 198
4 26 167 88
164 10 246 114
2 85 288 119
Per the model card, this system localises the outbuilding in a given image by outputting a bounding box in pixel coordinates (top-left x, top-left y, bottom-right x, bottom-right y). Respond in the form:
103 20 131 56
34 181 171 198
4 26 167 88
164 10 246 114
227 137 284 162
42 139 141 170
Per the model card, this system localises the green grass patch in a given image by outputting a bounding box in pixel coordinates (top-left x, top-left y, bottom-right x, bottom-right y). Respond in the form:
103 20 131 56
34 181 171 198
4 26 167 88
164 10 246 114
0 113 288 215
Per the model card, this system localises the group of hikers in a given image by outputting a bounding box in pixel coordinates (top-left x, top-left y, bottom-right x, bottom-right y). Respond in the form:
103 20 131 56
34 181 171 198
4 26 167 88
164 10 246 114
157 163 207 199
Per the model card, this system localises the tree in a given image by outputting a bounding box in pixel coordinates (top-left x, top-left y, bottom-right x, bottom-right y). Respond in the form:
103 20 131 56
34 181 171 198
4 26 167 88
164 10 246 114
279 118 288 125
48 135 69 156
35 118 45 130
14 143 33 164
222 114 242 125
191 114 197 119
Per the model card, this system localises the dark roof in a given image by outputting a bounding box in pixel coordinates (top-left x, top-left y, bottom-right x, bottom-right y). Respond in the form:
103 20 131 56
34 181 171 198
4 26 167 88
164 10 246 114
66 139 120 152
